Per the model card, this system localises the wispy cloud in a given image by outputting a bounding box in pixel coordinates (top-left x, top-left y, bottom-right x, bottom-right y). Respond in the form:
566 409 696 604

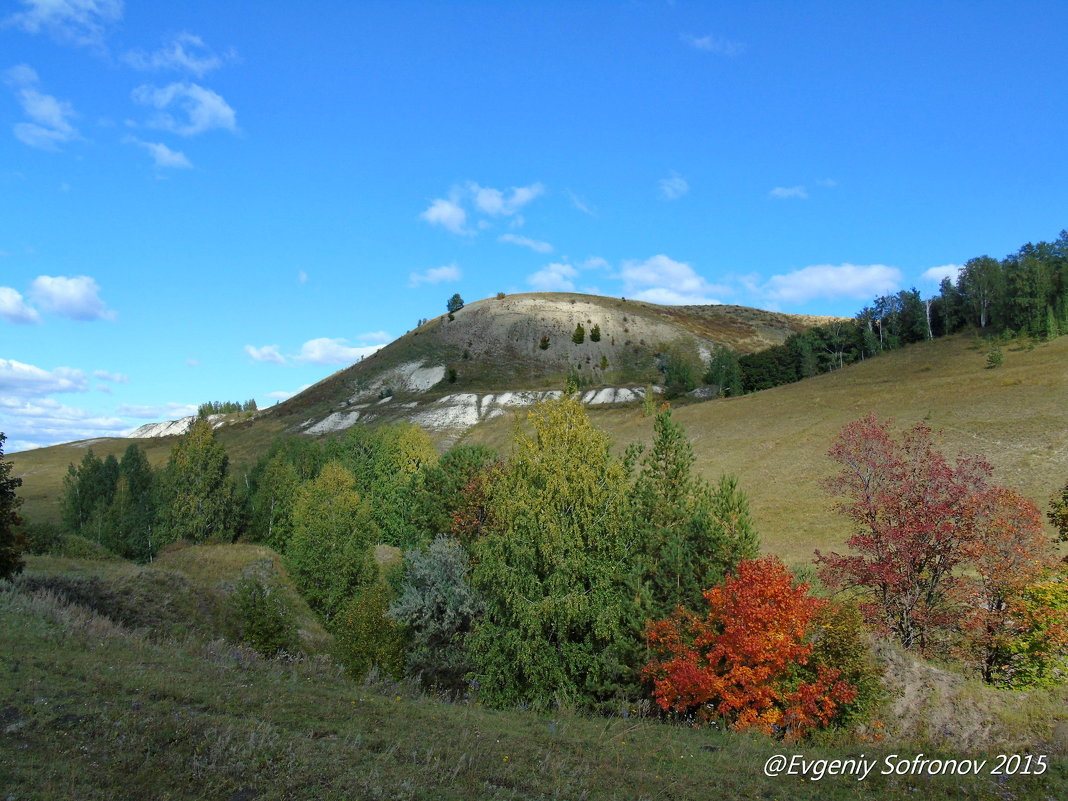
30 275 115 321
658 171 689 200
124 33 236 77
297 270 308 285
357 330 392 344
92 369 128 383
620 254 726 305
1 396 128 451
0 287 40 324
296 337 384 365
681 33 746 56
469 182 544 216
528 263 578 292
763 264 902 304
409 263 461 287
6 0 123 50
117 401 197 419
769 185 808 200
0 359 87 397
920 264 963 285
132 82 238 136
4 64 81 151
565 189 595 216
245 344 286 365
125 136 192 169
499 233 553 254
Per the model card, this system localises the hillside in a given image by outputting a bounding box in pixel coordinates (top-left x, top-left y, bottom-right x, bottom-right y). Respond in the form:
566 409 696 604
461 333 1068 565
11 293 830 523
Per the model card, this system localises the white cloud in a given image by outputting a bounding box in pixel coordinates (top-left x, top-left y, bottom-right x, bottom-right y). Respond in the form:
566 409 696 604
468 182 544 216
124 33 234 77
681 33 746 56
408 263 461 287
528 262 578 292
125 136 192 168
245 344 286 365
620 254 725 305
0 396 128 450
499 233 553 254
297 269 308 285
763 264 902 304
116 401 197 419
295 337 384 365
132 82 237 136
921 264 963 285
4 64 81 151
92 369 127 383
357 330 392 344
658 172 689 200
0 359 87 396
422 182 545 234
7 0 123 49
0 287 40 324
30 275 115 321
419 196 468 235
769 185 808 200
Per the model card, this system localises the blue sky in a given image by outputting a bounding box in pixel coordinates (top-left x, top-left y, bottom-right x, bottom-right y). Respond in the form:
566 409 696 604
2 1 1067 451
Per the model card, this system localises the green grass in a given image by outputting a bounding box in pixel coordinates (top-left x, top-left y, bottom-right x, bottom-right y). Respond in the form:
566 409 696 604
3 581 1066 800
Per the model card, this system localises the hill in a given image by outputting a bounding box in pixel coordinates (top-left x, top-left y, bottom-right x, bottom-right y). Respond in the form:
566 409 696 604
11 293 831 523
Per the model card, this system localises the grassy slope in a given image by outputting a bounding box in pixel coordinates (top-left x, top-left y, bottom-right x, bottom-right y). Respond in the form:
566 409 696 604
462 334 1068 566
3 581 1065 801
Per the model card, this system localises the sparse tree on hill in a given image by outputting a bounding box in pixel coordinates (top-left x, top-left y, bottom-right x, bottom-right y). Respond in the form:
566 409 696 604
572 323 585 344
590 324 601 342
446 293 464 313
0 433 26 581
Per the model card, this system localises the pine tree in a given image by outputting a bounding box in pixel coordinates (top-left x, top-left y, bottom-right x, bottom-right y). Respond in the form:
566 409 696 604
590 324 602 342
572 323 586 344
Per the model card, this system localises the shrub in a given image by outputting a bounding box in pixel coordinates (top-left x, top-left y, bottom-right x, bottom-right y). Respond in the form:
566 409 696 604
229 576 298 657
806 602 886 728
643 557 857 741
590 324 601 342
572 323 585 344
334 580 406 682
539 335 550 350
986 344 1004 368
388 535 483 691
21 521 64 555
496 291 506 300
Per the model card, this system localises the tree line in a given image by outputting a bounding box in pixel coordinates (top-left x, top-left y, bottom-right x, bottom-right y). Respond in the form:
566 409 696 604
698 229 1068 397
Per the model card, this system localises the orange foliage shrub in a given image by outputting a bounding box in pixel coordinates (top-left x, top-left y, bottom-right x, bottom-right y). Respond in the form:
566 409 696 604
643 556 856 740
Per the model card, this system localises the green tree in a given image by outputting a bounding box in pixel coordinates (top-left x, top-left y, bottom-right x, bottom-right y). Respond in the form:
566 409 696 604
700 346 743 399
446 293 465 313
229 576 298 656
633 410 758 620
104 444 157 561
411 444 497 537
157 418 235 544
468 395 640 709
572 323 586 344
1050 480 1068 542
0 433 26 581
590 324 602 342
250 453 300 553
287 461 378 621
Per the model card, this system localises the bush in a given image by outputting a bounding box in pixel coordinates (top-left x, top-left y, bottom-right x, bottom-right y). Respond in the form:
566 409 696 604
388 535 483 692
21 521 64 555
333 580 406 682
496 291 506 300
539 335 550 350
986 344 1004 368
229 576 298 657
806 602 886 728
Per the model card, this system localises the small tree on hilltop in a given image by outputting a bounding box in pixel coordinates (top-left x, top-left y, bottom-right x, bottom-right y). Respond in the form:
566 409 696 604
446 293 464 313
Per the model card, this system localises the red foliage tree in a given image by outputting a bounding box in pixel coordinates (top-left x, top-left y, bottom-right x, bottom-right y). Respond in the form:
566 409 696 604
815 415 994 652
643 556 856 740
959 487 1058 682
